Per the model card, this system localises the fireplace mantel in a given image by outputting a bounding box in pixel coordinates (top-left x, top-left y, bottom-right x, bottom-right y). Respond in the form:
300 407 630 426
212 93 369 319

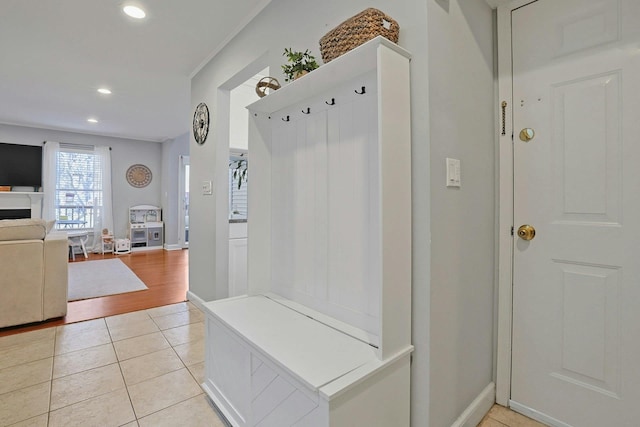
0 192 44 218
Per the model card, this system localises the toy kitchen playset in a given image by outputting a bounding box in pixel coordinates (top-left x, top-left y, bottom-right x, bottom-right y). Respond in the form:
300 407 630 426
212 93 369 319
129 205 163 250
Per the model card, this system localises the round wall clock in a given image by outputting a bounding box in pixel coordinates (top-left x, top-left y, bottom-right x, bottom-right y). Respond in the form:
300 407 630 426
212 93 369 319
193 102 210 145
126 164 152 188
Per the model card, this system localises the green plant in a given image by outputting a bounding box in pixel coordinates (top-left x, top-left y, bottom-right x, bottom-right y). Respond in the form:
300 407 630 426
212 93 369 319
281 48 319 82
230 159 247 190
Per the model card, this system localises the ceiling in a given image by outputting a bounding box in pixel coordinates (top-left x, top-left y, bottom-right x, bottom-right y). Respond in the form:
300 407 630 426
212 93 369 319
0 0 270 143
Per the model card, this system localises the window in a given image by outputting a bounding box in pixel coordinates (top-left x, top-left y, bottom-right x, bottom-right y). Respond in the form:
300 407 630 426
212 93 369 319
54 148 104 230
229 157 247 220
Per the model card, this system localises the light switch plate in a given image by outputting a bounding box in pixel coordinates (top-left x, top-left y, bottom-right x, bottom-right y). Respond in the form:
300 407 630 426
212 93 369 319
446 158 461 187
202 180 213 195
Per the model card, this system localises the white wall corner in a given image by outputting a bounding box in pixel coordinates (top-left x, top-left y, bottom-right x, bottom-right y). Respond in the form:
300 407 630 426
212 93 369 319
450 382 495 427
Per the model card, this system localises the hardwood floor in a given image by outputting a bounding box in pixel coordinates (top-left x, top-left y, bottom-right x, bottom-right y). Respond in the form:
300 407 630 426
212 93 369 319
0 249 189 337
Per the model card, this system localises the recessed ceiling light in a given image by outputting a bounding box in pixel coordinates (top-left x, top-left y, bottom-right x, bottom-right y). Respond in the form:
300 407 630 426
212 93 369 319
123 5 146 19
87 118 98 124
97 88 111 95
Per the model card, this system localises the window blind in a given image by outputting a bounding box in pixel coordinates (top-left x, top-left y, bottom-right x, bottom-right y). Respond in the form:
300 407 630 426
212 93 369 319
55 148 103 230
229 167 247 219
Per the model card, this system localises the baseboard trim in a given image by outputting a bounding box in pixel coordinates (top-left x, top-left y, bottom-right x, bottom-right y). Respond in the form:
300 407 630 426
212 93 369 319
509 400 571 427
451 382 495 427
163 244 183 251
186 291 207 311
131 246 163 252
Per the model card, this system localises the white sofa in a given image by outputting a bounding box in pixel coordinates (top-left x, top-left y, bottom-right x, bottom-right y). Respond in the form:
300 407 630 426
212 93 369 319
0 219 68 328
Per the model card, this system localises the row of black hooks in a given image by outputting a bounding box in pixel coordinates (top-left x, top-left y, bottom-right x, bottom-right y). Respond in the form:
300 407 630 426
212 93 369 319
279 86 367 121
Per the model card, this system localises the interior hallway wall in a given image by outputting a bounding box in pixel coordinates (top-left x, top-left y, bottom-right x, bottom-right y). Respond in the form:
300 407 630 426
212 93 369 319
161 131 189 248
190 0 495 425
427 1 496 426
0 123 163 240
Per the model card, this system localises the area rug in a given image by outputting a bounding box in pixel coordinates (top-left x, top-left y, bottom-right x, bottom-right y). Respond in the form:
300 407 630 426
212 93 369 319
68 258 148 301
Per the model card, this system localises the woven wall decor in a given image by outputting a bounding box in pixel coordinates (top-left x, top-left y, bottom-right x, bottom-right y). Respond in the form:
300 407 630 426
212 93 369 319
126 164 152 188
255 77 281 98
319 8 399 64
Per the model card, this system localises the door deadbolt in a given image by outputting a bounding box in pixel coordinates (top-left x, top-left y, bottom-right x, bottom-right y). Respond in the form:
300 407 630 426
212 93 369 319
519 128 535 142
517 224 536 241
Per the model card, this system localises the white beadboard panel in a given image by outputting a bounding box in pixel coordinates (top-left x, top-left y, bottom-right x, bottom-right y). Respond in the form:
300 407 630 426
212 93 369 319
293 111 328 299
310 110 329 302
267 71 381 337
271 118 296 293
327 93 376 319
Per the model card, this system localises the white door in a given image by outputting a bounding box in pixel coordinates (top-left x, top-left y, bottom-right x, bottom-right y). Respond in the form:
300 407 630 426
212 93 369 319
511 1 640 426
178 155 189 248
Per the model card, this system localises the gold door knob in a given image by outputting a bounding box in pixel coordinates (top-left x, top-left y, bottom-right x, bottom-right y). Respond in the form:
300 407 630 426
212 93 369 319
517 224 536 241
519 128 535 142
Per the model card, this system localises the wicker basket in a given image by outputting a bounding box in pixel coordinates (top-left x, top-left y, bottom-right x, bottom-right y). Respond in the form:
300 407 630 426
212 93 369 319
319 8 399 63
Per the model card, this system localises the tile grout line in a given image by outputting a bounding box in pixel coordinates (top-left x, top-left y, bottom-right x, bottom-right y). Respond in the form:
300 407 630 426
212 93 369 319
107 311 141 425
49 320 130 423
134 389 207 424
113 339 138 425
48 328 57 426
114 308 201 424
131 311 206 424
1 304 208 427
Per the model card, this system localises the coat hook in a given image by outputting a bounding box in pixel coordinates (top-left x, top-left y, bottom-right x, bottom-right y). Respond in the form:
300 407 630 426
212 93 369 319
355 86 366 95
325 98 336 105
302 107 311 114
282 115 290 122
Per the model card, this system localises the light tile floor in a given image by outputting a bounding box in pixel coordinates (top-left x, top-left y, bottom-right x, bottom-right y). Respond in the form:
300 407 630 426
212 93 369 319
478 404 548 427
0 302 227 427
1 301 548 427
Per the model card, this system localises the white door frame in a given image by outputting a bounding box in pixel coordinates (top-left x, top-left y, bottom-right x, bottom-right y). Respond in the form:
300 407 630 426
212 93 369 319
178 155 190 249
495 0 539 406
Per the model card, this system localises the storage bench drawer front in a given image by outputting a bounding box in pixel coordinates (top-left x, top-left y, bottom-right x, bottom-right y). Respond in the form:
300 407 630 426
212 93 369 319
206 317 251 425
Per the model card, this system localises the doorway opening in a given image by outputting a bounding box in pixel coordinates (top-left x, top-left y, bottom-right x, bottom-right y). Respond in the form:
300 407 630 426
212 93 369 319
226 67 267 297
178 155 190 249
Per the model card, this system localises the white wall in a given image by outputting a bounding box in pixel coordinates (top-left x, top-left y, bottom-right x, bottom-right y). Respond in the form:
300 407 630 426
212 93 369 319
0 123 163 239
229 79 260 151
161 131 190 247
427 1 495 426
190 0 495 425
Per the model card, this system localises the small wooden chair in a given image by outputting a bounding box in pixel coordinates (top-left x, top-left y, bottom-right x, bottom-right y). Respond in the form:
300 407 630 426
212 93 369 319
67 231 89 260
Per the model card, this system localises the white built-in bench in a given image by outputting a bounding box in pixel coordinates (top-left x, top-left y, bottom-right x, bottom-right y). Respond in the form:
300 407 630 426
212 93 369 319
203 37 413 427
204 294 411 427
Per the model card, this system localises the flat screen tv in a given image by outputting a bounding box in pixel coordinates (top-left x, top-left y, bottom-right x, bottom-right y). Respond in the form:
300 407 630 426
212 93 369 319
0 142 43 189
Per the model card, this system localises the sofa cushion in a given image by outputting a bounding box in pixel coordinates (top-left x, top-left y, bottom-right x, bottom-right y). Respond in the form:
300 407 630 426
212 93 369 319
0 218 47 241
